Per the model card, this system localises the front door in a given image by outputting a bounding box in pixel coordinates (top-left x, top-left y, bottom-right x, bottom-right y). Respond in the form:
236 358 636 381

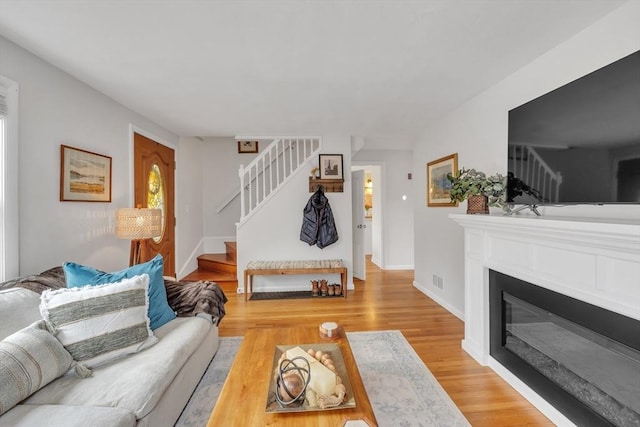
133 132 176 277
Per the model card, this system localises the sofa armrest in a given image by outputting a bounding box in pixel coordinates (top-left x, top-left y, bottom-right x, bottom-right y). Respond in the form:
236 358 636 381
195 312 216 324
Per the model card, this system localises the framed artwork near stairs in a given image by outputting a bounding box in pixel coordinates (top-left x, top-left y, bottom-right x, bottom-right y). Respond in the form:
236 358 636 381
238 140 259 153
319 154 343 180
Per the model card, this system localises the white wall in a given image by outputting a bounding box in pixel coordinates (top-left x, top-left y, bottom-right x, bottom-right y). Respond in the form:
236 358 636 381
353 149 414 269
0 36 179 275
175 136 205 278
236 135 353 292
201 136 263 252
413 1 640 319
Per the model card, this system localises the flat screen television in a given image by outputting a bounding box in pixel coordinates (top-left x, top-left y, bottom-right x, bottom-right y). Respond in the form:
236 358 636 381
507 49 640 206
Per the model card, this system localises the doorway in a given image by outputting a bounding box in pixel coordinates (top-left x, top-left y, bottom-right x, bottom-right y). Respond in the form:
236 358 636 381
133 132 176 277
351 163 383 270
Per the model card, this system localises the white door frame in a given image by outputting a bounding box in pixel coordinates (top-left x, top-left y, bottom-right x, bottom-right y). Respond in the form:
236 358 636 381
351 161 385 268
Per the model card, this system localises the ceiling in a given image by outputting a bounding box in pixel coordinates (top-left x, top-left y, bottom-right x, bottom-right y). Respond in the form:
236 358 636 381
0 0 626 150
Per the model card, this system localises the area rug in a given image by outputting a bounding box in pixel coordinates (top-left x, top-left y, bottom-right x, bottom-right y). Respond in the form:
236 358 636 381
175 330 470 427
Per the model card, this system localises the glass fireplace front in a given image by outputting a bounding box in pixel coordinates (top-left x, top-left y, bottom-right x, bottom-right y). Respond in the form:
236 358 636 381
489 270 640 426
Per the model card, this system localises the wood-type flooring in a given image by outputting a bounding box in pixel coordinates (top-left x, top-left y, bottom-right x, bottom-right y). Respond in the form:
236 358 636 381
210 257 553 426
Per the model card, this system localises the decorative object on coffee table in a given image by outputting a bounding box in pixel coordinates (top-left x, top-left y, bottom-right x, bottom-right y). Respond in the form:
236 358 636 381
319 322 339 340
267 343 354 413
275 356 311 407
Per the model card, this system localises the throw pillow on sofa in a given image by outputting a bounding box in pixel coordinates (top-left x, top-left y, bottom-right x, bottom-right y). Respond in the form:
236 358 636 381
63 254 176 330
0 320 74 415
40 274 158 368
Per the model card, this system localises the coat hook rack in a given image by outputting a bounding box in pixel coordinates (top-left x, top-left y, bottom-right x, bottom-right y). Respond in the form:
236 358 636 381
308 177 344 193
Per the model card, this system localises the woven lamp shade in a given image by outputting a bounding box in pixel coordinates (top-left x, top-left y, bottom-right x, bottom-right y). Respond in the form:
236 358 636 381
115 208 162 240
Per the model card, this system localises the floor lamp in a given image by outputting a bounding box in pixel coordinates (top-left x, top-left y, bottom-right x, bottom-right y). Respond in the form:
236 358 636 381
115 207 162 266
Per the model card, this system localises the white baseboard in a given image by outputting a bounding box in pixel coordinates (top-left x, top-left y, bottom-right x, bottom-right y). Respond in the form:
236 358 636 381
177 239 204 280
177 236 236 280
382 264 414 270
461 339 486 365
413 280 465 320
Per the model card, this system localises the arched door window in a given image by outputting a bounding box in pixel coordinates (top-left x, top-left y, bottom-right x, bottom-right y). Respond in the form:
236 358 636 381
147 164 165 243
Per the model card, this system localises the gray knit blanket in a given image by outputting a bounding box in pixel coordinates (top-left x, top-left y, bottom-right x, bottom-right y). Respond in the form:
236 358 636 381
1 267 227 325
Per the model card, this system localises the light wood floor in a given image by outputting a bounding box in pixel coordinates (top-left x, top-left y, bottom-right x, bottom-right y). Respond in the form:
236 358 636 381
216 258 553 426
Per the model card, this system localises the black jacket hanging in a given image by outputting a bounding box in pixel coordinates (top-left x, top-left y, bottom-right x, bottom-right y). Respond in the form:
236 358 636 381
300 186 339 249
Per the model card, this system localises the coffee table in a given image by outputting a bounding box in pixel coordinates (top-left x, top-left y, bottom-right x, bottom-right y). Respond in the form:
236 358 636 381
207 326 377 427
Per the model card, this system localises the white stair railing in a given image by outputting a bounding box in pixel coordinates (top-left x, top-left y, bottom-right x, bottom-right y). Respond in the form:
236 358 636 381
239 137 321 222
509 144 563 203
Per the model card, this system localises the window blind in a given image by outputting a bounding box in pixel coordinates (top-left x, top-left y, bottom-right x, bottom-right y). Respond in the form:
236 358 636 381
0 92 7 116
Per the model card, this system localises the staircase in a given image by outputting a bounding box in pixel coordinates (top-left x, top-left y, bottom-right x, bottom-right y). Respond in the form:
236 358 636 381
239 137 321 222
184 137 321 292
182 242 237 292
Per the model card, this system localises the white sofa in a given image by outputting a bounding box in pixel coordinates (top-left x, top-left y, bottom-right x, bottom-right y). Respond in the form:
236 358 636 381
0 274 220 427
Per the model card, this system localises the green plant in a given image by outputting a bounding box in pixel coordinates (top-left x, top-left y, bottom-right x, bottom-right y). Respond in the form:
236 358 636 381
447 168 506 207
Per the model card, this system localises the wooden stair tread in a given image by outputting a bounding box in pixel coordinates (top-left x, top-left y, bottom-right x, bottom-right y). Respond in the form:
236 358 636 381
198 253 236 265
197 252 237 275
181 269 237 282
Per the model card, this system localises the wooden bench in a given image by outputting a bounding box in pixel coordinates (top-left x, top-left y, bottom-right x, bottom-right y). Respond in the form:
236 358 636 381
244 259 347 301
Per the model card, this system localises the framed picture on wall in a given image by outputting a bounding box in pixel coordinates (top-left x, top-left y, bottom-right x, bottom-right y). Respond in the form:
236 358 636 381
60 144 112 202
238 140 259 153
427 153 458 207
319 154 344 180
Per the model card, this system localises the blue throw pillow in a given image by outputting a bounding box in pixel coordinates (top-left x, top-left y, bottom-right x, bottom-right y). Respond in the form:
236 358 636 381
63 254 176 330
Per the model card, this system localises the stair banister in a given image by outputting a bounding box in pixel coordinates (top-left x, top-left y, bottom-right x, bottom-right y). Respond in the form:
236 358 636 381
238 137 321 223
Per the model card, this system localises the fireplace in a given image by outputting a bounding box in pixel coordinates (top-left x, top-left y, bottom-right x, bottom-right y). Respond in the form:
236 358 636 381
489 270 640 426
450 213 640 425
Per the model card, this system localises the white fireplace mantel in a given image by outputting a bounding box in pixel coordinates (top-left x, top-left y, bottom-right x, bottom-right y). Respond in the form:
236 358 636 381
450 213 640 425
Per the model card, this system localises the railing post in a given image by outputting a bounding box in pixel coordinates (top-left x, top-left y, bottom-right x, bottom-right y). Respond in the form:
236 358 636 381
288 138 293 175
262 156 266 203
239 165 245 219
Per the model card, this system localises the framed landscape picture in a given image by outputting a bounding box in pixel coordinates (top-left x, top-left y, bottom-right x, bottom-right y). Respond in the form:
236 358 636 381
427 153 458 207
319 154 344 180
60 145 112 202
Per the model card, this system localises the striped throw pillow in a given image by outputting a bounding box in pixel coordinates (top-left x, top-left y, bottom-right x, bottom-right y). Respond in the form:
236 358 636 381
40 274 158 368
0 320 74 415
